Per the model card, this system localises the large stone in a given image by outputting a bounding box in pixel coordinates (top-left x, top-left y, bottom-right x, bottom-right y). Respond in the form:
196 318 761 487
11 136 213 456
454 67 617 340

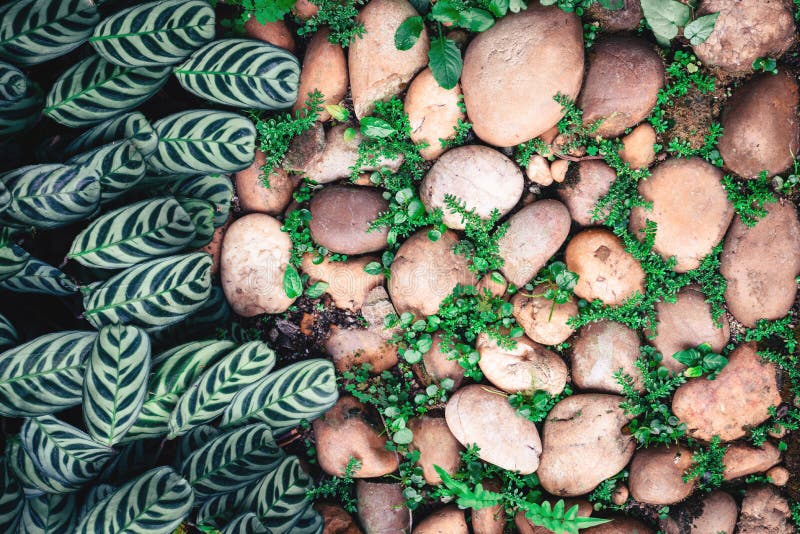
736 485 794 534
408 416 462 485
234 151 297 215
315 502 362 534
308 185 389 255
672 343 781 441
301 254 384 312
665 491 738 534
461 5 584 146
405 68 466 160
476 333 568 394
620 124 657 169
349 0 429 118
583 518 654 534
722 442 781 480
356 481 411 534
557 160 616 226
571 320 643 394
628 445 695 505
294 28 348 122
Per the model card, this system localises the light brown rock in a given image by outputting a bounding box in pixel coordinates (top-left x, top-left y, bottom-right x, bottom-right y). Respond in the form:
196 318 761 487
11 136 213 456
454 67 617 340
565 228 646 306
200 220 229 276
665 490 738 534
220 214 295 316
461 5 584 147
413 506 467 534
356 481 411 534
308 185 389 255
583 518 654 534
325 325 398 374
612 485 629 506
620 124 657 169
721 200 800 327
244 18 295 52
415 333 466 389
445 384 542 473
629 157 733 272
498 200 571 287
294 28 348 122
314 396 399 478
349 0 429 118
672 343 781 441
651 286 730 373
471 480 505 534
511 289 577 346
361 286 400 340
767 466 789 486
557 160 616 226
420 145 524 230
476 333 568 394
736 485 794 534
692 0 796 73
405 68 465 160
315 502 362 534
388 229 476 317
537 394 635 496
408 416 463 485
476 272 507 298
526 155 553 186
587 0 643 31
579 36 664 138
550 160 569 183
235 151 296 215
629 445 695 505
301 255 384 312
292 0 318 19
722 442 781 480
571 320 643 394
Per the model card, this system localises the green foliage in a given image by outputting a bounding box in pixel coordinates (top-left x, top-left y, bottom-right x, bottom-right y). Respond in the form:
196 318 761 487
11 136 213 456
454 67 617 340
68 140 147 204
445 195 508 275
721 172 776 228
752 57 778 75
509 386 573 423
0 256 78 296
649 51 716 134
297 0 367 48
0 61 27 101
306 457 360 513
523 261 579 320
682 437 727 492
62 112 158 159
672 343 728 379
588 471 627 511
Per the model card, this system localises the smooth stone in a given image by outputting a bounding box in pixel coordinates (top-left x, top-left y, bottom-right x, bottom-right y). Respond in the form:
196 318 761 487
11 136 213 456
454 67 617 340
722 442 781 480
412 506 468 534
308 185 389 255
414 332 466 389
526 155 553 186
405 68 465 160
557 160 616 226
325 325 398 374
736 485 794 534
476 332 568 394
244 18 295 52
294 28 348 122
301 254 384 312
628 445 696 505
408 416 463 485
620 124 657 169
583 518 654 534
665 491 738 534
356 481 411 534
571 320 643 394
235 150 296 215
511 288 577 346
315 502 363 534
200 220 229 276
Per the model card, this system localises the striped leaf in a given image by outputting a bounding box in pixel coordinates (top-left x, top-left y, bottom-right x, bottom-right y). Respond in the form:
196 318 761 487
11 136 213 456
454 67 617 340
63 111 157 158
173 425 219 470
0 61 27 101
0 457 23 531
6 437 77 496
97 438 160 486
75 467 193 534
180 423 283 499
249 455 313 532
90 0 215 68
68 197 196 270
0 256 77 295
81 252 213 331
220 359 338 433
0 242 29 282
0 181 9 214
0 313 17 351
178 198 215 248
0 164 101 229
197 480 258 528
175 39 300 110
124 340 235 441
78 483 113 520
68 140 146 203
150 285 231 347
0 331 97 417
148 110 256 174
20 415 113 487
19 493 78 533
159 173 233 227
294 505 324 534
83 325 151 446
44 55 171 128
169 341 277 438
0 0 99 66
0 85 42 137
222 513 267 534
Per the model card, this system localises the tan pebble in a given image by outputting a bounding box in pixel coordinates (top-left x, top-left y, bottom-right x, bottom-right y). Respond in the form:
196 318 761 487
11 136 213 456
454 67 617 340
767 466 789 486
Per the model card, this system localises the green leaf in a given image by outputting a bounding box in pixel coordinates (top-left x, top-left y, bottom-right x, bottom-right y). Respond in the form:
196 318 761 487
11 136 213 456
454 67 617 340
364 261 383 275
393 428 414 445
221 513 267 534
173 425 219 471
44 55 171 128
148 110 256 174
508 0 527 12
74 467 193 534
168 341 277 438
0 85 42 137
81 252 213 331
19 493 78 533
0 164 101 229
196 480 259 528
360 117 396 138
0 0 99 66
343 127 357 142
6 437 77 496
0 331 97 417
428 37 462 90
155 173 234 228
641 0 692 46
220 359 338 433
78 484 114 520
395 16 424 51
90 0 215 68
247 456 313 533
684 12 719 46
180 423 283 500
62 112 158 159
20 415 113 487
97 438 160 486
0 256 77 295
0 313 16 351
324 104 348 122
459 8 495 32
0 61 27 101
431 0 462 24
672 348 699 366
149 285 231 347
69 197 196 269
178 198 216 248
283 264 303 298
487 0 508 17
83 325 151 446
702 353 728 371
0 457 23 531
305 281 329 299
598 0 624 9
0 242 28 282
175 39 300 110
684 366 703 378
67 140 147 204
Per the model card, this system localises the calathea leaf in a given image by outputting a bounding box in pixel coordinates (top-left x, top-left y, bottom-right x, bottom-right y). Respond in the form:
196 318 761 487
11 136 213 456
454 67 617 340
83 325 151 446
97 438 161 486
148 110 257 174
68 197 196 270
77 483 114 520
44 55 171 128
293 505 324 534
220 359 338 433
168 341 277 438
149 285 231 347
173 425 219 470
0 180 9 214
0 241 29 282
0 164 101 229
67 140 147 204
157 173 234 227
0 85 43 137
0 0 99 66
90 0 215 68
124 339 236 441
177 198 215 248
0 456 23 531
0 331 97 417
20 415 113 487
180 423 283 500
175 39 300 110
18 493 78 534
0 312 17 351
81 252 213 331
62 111 158 158
6 438 76 496
74 467 193 534
196 480 259 528
0 61 27 101
248 455 313 533
0 256 78 295
221 513 267 534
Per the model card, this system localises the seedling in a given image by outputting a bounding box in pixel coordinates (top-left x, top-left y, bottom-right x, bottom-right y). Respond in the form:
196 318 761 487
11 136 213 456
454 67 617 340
522 262 579 321
672 343 728 379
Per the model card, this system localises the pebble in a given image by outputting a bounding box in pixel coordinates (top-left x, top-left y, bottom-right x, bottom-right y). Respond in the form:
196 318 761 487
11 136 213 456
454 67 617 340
511 288 577 346
571 320 643 394
308 185 389 255
294 28 348 122
405 68 466 160
476 333 568 395
628 445 695 505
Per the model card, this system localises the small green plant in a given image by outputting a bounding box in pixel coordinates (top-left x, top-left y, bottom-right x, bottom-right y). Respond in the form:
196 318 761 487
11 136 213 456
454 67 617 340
588 471 628 511
306 456 361 513
296 0 366 47
509 386 573 423
649 51 716 135
721 172 776 228
445 195 508 275
640 0 718 46
752 57 778 74
682 437 727 492
521 261 579 321
672 343 728 379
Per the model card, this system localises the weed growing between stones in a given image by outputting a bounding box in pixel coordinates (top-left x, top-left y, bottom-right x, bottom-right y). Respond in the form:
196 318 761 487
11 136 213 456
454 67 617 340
682 436 728 492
